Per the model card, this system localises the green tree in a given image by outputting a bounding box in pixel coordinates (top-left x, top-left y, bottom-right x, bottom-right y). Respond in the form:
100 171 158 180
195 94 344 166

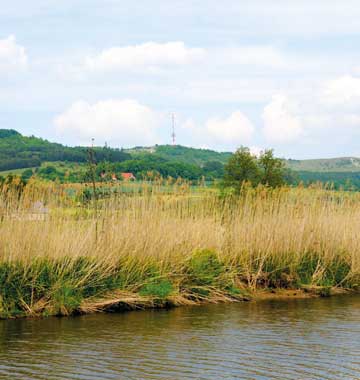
21 169 34 181
258 149 286 187
223 147 260 192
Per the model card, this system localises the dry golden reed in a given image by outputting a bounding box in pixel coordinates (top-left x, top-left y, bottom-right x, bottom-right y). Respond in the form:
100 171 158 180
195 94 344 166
0 180 359 318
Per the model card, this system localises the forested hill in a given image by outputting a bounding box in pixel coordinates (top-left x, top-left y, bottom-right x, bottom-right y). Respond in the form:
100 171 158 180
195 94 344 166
0 129 130 171
285 157 360 172
125 145 232 166
0 130 233 171
1 129 360 189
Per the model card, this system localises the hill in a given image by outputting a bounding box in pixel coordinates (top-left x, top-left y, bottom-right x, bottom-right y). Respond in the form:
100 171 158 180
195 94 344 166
285 157 360 172
0 129 130 172
1 129 360 188
295 171 360 190
125 145 232 166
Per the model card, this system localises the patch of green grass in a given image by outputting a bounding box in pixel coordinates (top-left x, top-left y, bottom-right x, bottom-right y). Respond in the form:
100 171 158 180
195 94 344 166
139 279 173 298
187 249 224 286
50 283 83 315
295 253 352 288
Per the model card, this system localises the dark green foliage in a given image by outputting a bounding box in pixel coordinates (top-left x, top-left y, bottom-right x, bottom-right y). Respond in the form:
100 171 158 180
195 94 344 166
21 168 34 181
112 155 203 180
223 147 261 191
258 149 286 187
203 161 225 179
223 147 288 191
324 259 352 287
0 129 21 138
0 129 130 172
296 253 352 287
51 284 83 315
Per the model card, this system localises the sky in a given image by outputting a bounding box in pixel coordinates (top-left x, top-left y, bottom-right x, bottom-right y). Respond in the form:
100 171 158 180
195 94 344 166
1 0 360 158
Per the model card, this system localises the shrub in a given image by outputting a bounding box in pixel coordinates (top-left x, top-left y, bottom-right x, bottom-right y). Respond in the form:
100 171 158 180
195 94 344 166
139 279 173 298
187 249 224 286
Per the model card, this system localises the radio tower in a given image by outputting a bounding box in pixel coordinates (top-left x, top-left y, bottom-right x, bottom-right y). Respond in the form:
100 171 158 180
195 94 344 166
171 112 176 146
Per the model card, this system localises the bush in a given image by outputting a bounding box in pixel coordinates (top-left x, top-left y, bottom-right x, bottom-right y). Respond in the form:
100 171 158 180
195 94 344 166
187 249 224 286
139 279 173 298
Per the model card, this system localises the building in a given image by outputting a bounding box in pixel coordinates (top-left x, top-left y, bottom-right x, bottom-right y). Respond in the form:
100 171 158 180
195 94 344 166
121 172 136 181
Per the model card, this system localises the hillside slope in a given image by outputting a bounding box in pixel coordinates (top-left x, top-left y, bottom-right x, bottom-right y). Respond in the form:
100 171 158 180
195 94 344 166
125 145 232 166
285 157 360 172
0 129 130 171
1 129 360 189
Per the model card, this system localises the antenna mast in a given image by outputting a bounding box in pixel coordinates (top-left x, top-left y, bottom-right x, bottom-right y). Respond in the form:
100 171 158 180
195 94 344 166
171 112 176 146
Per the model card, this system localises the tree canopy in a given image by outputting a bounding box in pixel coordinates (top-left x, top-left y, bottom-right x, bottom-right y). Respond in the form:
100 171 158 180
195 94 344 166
223 147 287 192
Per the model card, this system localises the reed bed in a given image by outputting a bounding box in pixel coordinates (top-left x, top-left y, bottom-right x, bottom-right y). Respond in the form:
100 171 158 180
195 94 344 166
0 180 359 318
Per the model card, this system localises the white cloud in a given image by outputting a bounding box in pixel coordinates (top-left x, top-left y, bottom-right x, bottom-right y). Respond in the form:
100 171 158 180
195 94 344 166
180 111 255 150
322 75 360 106
343 114 360 126
262 94 303 143
206 111 254 143
0 35 27 73
84 41 205 72
54 99 161 147
214 46 286 68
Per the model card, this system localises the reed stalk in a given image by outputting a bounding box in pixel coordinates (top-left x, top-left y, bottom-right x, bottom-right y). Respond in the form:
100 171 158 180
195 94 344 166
0 180 359 318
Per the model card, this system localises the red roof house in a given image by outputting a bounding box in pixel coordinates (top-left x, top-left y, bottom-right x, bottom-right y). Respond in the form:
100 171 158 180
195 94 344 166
121 172 136 181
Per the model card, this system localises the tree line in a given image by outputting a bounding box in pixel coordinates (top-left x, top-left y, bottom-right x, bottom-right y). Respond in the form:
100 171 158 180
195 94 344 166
0 129 131 171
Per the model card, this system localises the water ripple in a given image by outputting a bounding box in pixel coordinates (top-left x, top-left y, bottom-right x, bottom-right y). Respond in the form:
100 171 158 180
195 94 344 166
0 295 359 380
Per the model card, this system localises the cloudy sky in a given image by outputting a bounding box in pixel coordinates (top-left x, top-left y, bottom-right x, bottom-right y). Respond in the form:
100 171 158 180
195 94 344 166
1 1 360 158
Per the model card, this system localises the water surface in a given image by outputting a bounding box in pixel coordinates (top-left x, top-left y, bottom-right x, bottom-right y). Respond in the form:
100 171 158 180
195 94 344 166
0 295 359 380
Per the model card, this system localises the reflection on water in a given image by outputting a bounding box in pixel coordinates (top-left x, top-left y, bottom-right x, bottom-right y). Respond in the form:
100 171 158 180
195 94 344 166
0 295 359 380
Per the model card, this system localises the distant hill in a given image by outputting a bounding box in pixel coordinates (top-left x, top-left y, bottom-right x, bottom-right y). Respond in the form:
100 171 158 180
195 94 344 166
1 129 360 189
295 171 360 190
125 145 232 166
0 129 130 172
127 145 360 172
285 157 360 172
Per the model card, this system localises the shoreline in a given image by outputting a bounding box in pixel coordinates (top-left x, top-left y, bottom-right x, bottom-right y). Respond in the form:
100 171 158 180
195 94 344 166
1 185 360 321
2 286 357 321
78 287 359 317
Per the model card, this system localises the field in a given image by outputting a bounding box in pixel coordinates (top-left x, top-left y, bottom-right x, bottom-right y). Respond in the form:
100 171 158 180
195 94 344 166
0 179 359 318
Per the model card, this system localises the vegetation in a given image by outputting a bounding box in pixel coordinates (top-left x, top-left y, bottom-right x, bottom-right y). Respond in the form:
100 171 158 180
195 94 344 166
1 129 360 189
0 179 358 319
286 157 360 172
153 144 231 166
126 144 232 166
0 129 130 172
109 155 204 180
223 147 288 192
296 171 360 190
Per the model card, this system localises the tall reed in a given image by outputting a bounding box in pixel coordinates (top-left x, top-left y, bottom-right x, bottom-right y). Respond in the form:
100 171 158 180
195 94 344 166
0 180 359 318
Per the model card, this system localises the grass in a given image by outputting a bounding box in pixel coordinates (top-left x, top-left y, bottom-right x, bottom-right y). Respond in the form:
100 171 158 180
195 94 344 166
0 179 359 318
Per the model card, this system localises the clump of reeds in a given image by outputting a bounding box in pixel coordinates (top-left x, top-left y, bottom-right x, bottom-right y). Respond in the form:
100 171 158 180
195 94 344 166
0 180 359 318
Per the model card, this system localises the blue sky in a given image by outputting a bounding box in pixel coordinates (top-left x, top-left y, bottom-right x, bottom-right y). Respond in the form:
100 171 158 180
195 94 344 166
1 1 360 158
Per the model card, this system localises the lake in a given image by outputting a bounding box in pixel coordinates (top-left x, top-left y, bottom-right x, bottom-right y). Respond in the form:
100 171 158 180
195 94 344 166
0 295 359 380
